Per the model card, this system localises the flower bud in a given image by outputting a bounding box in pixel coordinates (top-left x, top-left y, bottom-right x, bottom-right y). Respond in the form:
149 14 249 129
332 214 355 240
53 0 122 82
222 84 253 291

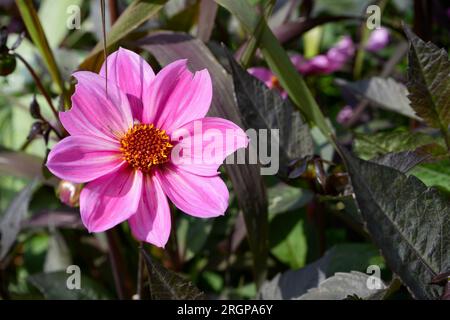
57 180 82 207
0 51 16 76
30 96 42 119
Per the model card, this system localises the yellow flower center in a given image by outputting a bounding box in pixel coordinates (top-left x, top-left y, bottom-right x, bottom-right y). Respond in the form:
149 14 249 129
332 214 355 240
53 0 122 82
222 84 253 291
120 123 173 173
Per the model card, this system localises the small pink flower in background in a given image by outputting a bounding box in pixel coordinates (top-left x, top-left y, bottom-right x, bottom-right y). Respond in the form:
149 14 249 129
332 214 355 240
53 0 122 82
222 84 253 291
336 105 354 124
47 48 248 248
292 36 355 75
248 36 355 98
366 27 390 52
247 67 288 99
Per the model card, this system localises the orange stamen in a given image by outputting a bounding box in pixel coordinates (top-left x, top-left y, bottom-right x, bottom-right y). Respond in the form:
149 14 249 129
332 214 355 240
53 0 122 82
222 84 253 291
120 123 173 173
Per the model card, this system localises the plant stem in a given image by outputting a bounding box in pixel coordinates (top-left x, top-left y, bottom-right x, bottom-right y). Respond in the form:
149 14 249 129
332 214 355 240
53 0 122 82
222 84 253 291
14 0 69 107
101 0 108 95
239 0 275 68
106 229 133 299
136 242 144 300
14 53 63 139
14 53 58 119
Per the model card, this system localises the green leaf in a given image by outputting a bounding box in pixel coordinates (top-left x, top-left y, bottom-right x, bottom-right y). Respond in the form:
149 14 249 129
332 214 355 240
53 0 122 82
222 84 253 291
141 248 205 300
176 215 213 262
313 0 373 16
227 50 314 178
405 27 450 130
0 178 39 259
337 77 420 120
165 1 199 32
215 0 334 142
269 210 308 269
38 0 84 48
28 271 111 300
139 32 269 287
79 0 167 72
299 271 386 300
15 0 66 96
354 130 437 160
340 147 449 299
43 230 72 272
268 183 313 217
412 159 450 194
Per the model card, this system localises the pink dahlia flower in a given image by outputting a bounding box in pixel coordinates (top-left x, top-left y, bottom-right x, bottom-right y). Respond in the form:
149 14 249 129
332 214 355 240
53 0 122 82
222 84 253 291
365 27 389 52
47 48 248 247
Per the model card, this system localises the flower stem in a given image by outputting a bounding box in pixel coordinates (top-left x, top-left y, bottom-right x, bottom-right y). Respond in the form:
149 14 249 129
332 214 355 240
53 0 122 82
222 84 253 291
14 53 59 120
136 242 144 300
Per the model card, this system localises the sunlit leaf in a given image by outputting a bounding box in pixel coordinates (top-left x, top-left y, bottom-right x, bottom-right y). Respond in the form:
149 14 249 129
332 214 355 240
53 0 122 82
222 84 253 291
411 159 450 194
259 243 384 299
337 77 420 120
15 0 66 95
298 271 386 300
354 130 438 160
79 0 167 72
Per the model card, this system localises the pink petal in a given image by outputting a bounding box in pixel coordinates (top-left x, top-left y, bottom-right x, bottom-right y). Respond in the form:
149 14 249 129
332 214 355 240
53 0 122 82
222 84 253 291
80 164 143 232
170 117 248 176
47 135 123 183
366 28 389 52
60 71 134 141
248 67 274 87
128 174 171 247
156 164 229 218
99 47 155 121
142 60 212 134
307 55 333 74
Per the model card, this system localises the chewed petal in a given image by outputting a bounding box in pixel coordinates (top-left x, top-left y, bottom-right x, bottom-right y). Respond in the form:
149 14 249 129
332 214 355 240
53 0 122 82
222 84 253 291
99 47 155 120
142 60 212 133
170 117 248 176
47 135 123 183
80 164 143 232
60 71 134 141
128 174 171 247
156 164 229 218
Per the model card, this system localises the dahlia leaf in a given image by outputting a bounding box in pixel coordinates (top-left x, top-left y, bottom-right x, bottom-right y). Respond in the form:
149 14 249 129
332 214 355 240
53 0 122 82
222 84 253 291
226 50 314 178
141 248 204 300
337 77 420 121
340 146 449 299
405 27 450 129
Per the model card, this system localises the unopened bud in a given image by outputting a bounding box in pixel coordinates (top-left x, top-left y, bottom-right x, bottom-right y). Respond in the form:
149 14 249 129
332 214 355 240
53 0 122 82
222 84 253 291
30 96 42 119
57 180 82 207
